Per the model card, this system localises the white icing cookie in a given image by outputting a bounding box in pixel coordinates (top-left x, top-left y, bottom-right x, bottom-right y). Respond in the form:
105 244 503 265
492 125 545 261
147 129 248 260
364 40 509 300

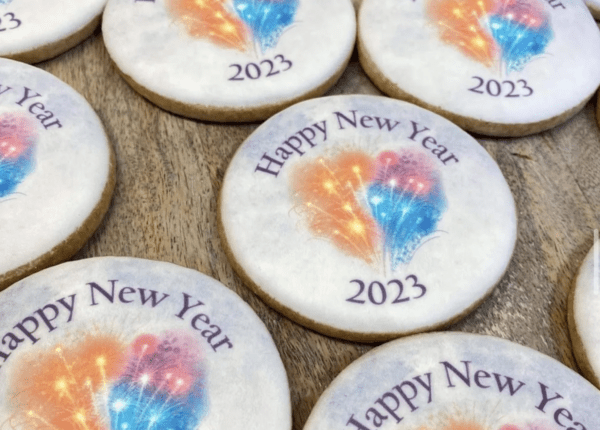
219 95 517 341
102 0 356 122
0 58 115 290
0 0 107 63
569 241 600 388
358 0 600 136
304 332 600 430
586 0 600 19
0 257 291 430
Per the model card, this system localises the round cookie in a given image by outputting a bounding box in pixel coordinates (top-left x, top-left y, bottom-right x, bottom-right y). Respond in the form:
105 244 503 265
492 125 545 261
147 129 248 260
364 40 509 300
586 0 600 19
568 241 600 388
0 0 107 64
102 0 356 122
304 332 600 430
0 257 291 430
358 0 600 137
219 95 517 342
0 58 115 290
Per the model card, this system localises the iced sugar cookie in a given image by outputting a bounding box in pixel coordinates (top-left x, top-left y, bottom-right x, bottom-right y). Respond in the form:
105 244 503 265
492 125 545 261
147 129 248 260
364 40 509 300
0 0 107 63
219 95 517 342
102 0 356 122
0 257 291 430
0 58 114 290
586 0 600 19
358 0 600 136
304 332 600 430
568 241 600 388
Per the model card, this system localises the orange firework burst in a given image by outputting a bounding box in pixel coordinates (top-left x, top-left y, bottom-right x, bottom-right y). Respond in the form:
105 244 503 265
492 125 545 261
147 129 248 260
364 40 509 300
291 151 379 263
10 335 126 430
427 0 497 67
165 0 249 50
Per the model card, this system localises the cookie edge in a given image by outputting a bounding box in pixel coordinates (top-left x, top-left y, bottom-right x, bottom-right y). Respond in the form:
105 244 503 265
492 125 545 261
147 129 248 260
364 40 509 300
588 2 600 20
217 175 517 343
568 254 600 389
110 48 353 122
3 13 101 64
0 133 116 291
357 17 594 137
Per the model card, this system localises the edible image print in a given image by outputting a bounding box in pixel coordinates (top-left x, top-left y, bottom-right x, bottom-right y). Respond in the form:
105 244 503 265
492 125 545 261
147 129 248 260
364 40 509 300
0 113 37 199
304 334 600 430
9 331 208 430
291 149 446 271
221 96 517 339
359 0 600 136
427 0 553 74
165 0 299 53
0 59 113 291
0 258 291 430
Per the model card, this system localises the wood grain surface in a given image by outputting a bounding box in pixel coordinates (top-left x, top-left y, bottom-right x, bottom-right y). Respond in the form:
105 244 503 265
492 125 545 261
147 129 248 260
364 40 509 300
30 10 600 430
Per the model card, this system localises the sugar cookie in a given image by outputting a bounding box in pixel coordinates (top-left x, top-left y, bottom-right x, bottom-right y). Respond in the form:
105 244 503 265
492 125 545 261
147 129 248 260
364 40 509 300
358 0 600 136
219 95 517 342
569 241 600 388
0 257 291 430
304 332 600 430
102 0 356 122
0 58 115 290
0 0 107 63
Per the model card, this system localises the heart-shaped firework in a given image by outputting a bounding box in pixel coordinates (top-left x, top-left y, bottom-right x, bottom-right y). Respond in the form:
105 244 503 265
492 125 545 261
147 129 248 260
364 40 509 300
427 0 553 73
10 331 208 430
291 148 447 271
166 0 298 53
0 113 37 198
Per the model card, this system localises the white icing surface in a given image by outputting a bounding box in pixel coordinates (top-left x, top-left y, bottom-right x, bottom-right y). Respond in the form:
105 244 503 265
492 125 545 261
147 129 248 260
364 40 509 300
571 242 600 379
0 257 291 430
102 0 355 113
0 0 106 58
359 0 600 132
220 95 517 339
0 59 112 281
304 333 600 430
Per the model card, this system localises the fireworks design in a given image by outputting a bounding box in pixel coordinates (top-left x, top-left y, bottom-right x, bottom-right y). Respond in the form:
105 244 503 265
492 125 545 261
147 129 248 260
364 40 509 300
427 0 554 73
108 333 207 430
0 113 37 199
290 148 446 272
9 332 207 430
165 0 298 53
291 151 379 264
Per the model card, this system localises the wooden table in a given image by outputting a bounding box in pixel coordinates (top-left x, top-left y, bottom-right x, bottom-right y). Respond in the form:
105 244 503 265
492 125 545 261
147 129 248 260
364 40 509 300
35 11 600 430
